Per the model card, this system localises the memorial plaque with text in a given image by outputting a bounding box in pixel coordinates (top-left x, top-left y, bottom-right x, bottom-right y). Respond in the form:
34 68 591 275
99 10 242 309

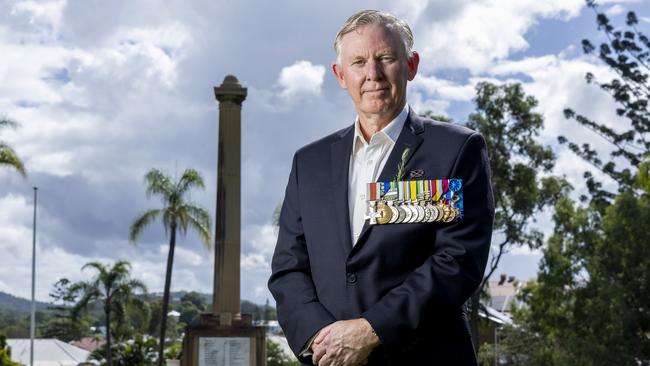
198 337 250 366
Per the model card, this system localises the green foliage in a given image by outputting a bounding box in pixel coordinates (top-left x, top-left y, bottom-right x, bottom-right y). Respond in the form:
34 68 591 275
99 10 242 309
90 334 158 366
468 82 565 252
72 260 147 366
130 167 212 366
511 188 650 365
164 341 182 360
466 81 568 351
241 300 277 321
420 110 453 122
177 292 206 326
129 168 212 247
145 299 164 337
0 335 20 366
266 339 299 366
0 310 51 338
41 278 92 342
0 118 26 177
477 323 548 366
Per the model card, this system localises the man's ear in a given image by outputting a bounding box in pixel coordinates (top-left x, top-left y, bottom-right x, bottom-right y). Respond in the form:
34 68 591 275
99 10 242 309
406 51 420 81
332 62 347 89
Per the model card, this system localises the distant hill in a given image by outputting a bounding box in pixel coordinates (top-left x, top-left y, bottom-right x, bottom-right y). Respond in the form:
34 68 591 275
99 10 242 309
148 291 276 320
148 290 212 305
0 290 275 318
0 291 50 314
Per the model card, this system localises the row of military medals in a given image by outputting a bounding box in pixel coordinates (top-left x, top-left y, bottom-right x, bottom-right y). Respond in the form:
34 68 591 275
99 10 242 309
367 179 463 225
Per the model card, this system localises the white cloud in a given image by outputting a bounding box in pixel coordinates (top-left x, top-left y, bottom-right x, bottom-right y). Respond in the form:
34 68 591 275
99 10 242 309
158 244 206 267
278 61 326 99
8 0 66 41
413 0 584 73
11 0 66 27
407 91 450 117
483 52 627 198
239 223 278 303
605 4 626 16
249 223 278 256
410 74 476 102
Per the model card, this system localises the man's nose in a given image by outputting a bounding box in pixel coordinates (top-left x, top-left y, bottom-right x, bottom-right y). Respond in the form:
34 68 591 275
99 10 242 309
365 59 384 81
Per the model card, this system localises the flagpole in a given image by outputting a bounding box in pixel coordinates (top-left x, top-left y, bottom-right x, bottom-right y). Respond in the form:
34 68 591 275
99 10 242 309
30 186 37 366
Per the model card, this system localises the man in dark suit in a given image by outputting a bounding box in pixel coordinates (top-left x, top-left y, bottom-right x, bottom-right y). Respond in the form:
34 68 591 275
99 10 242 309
268 10 494 366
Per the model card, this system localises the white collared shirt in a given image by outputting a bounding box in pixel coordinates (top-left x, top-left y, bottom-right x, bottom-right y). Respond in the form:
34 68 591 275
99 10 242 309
348 104 409 245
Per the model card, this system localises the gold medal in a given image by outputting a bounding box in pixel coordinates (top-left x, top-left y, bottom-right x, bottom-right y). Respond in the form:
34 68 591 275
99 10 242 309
376 201 392 225
441 204 452 222
444 206 457 223
435 202 446 222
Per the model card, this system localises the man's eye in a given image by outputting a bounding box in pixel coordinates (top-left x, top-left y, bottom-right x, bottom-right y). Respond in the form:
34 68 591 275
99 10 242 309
381 56 395 62
352 60 365 66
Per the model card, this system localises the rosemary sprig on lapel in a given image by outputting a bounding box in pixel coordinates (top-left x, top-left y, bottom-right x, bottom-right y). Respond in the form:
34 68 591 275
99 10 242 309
394 147 410 182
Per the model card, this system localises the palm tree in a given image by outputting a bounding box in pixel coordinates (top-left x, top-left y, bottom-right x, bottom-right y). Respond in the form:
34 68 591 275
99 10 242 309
72 260 147 366
129 168 212 366
0 118 26 176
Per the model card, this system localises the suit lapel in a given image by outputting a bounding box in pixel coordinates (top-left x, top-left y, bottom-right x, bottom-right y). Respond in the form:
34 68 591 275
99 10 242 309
331 125 355 257
351 112 425 254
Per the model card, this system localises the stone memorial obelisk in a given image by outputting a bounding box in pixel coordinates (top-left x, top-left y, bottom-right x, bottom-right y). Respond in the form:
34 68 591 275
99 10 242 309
182 75 266 366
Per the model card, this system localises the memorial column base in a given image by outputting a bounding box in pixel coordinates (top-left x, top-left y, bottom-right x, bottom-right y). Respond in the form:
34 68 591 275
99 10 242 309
181 313 266 366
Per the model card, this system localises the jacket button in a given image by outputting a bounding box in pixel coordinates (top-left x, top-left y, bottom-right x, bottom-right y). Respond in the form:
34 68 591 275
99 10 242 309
346 273 357 284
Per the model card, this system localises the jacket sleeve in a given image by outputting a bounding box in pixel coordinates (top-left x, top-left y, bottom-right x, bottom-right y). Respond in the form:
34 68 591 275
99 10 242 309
361 132 495 348
268 153 336 364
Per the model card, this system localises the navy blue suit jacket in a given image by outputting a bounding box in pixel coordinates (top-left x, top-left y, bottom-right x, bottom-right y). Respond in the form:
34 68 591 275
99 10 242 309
268 111 495 365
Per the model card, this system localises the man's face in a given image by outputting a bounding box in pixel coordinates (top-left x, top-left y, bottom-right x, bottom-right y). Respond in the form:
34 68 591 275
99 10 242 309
332 23 419 121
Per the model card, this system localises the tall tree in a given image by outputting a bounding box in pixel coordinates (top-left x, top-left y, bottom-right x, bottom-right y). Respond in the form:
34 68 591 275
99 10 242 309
72 261 147 366
512 163 650 365
178 291 207 326
561 1 650 207
465 82 568 352
41 278 91 342
129 168 212 366
498 4 650 364
0 118 26 177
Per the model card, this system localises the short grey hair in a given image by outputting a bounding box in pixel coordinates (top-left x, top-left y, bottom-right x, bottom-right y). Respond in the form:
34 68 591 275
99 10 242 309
334 10 414 64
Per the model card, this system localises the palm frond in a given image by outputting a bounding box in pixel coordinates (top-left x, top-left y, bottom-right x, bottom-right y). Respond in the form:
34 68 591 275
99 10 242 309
71 282 100 318
129 209 162 243
176 168 205 195
135 167 212 247
0 118 18 129
176 206 190 235
144 169 174 200
185 205 212 248
0 142 26 177
121 278 147 295
81 261 107 275
110 260 132 280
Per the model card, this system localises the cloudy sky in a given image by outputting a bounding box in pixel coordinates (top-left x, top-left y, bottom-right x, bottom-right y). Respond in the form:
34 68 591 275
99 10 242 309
1 0 648 306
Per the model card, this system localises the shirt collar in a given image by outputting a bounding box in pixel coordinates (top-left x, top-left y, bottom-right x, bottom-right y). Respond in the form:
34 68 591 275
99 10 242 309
352 104 410 151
